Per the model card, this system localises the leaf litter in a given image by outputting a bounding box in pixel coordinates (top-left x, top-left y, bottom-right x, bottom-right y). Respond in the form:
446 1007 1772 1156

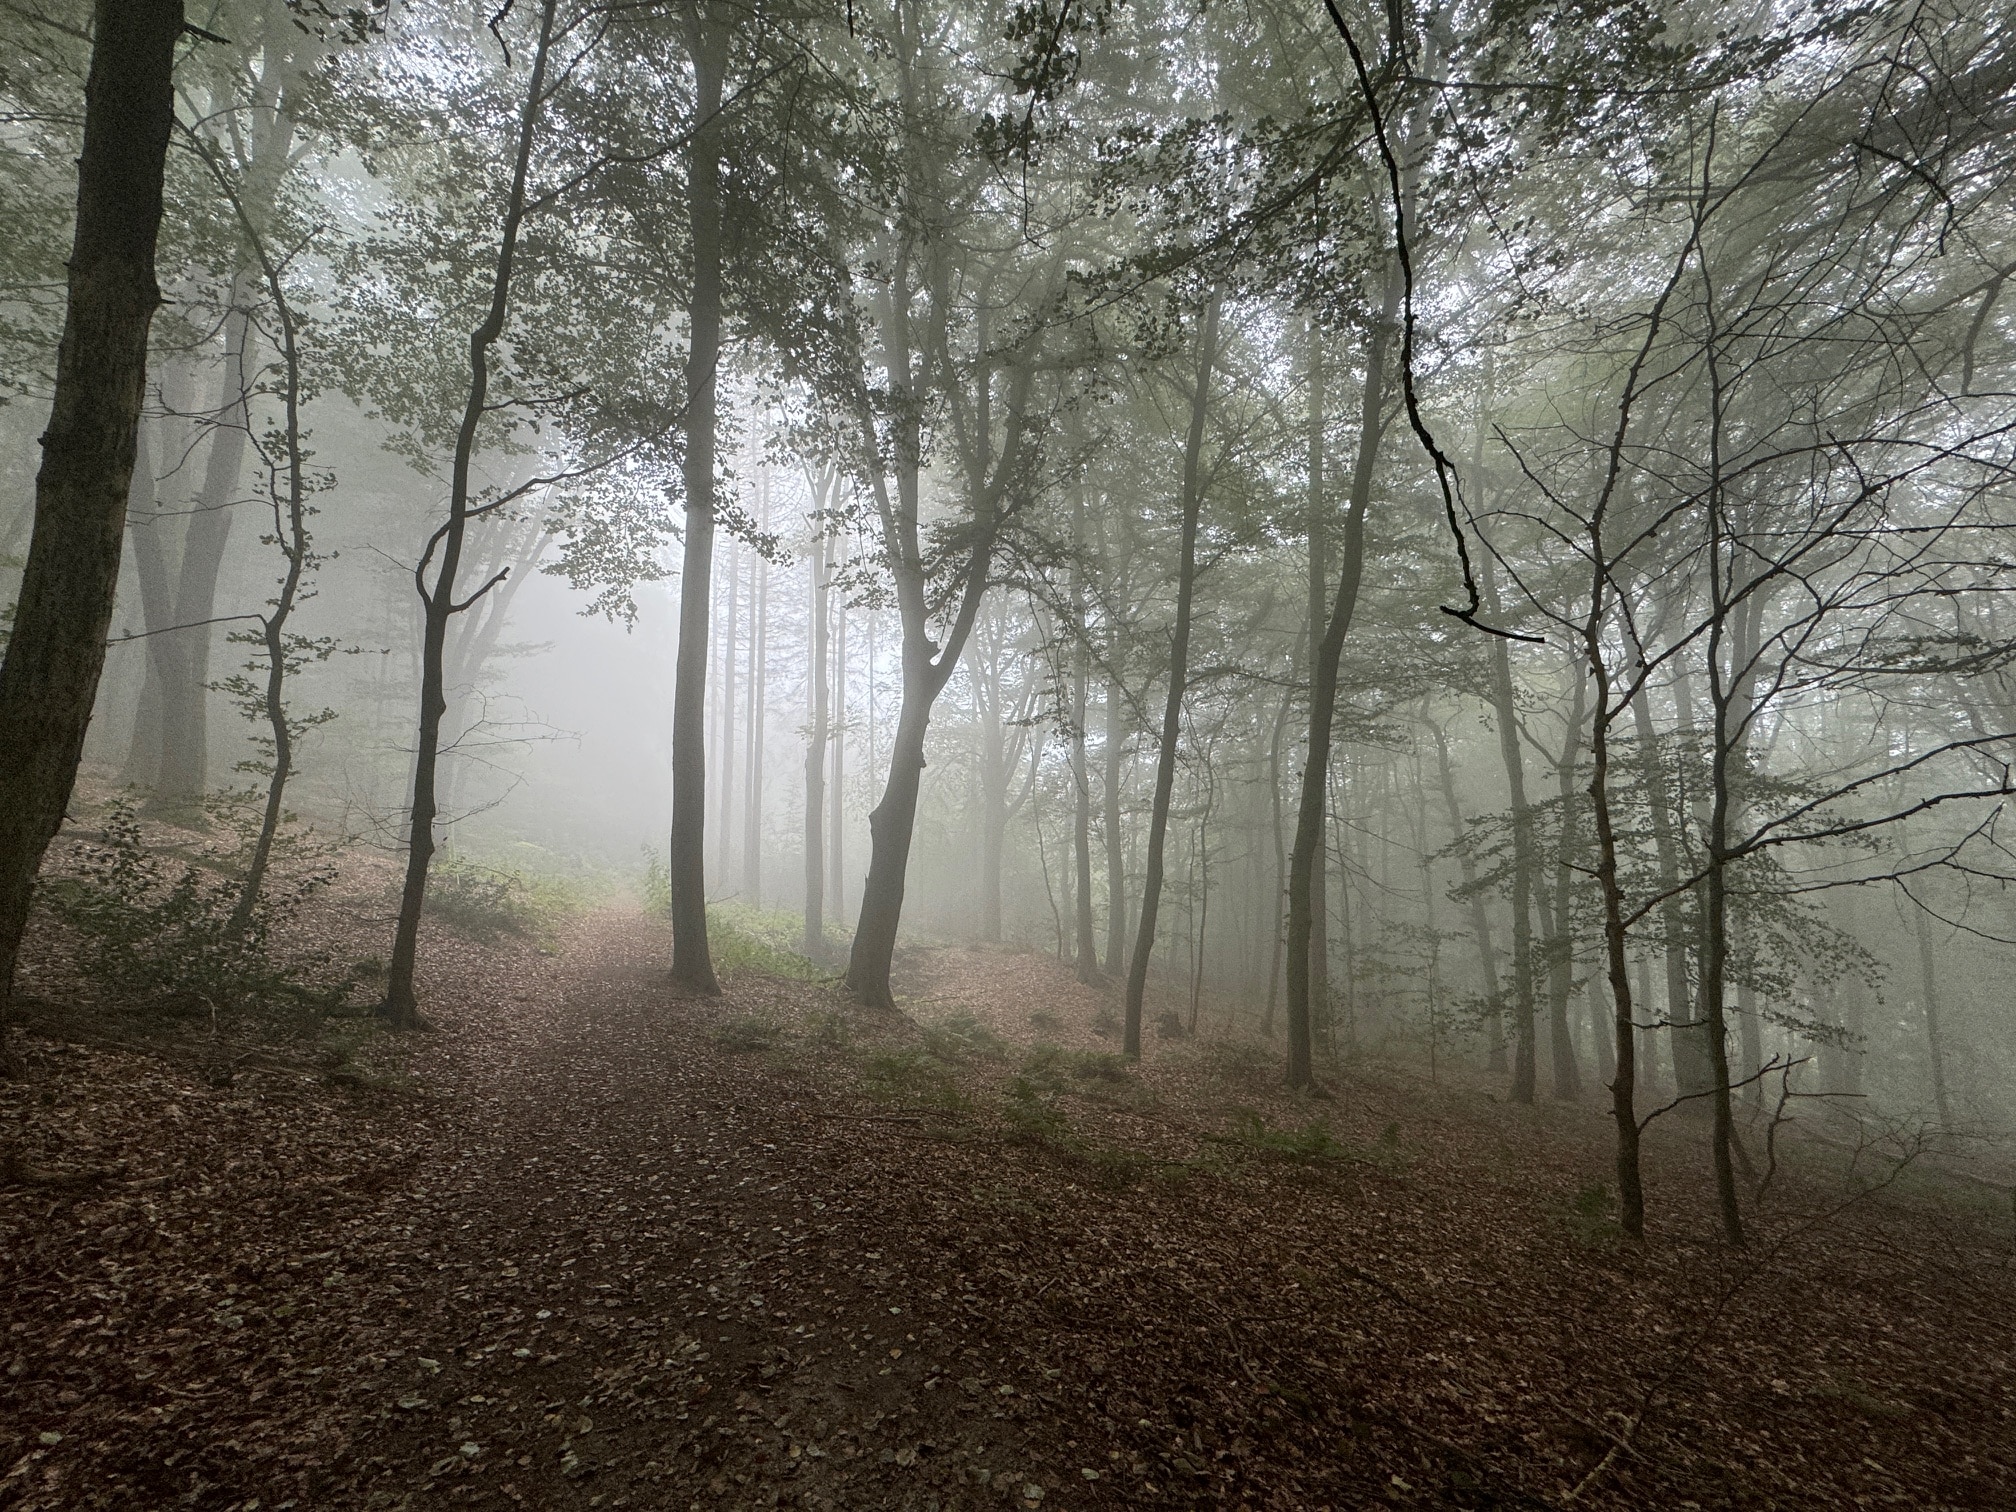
3 906 2013 1510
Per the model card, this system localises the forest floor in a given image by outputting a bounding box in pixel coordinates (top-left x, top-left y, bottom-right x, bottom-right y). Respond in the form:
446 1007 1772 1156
4 888 2016 1511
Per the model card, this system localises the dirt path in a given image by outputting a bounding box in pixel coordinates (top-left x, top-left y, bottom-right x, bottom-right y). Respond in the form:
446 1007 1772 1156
6 909 2015 1511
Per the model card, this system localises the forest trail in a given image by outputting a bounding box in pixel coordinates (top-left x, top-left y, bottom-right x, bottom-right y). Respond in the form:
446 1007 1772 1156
6 907 2016 1511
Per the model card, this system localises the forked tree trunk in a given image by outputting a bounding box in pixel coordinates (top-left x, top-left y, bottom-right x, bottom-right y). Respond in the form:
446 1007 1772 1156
384 0 559 1028
0 0 182 1021
1123 293 1221 1058
668 0 726 994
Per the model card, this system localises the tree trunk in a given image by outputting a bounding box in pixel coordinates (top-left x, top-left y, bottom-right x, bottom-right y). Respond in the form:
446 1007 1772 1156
1433 722 1506 1070
743 485 767 905
1631 685 1708 1096
384 0 559 1028
1304 325 1331 1030
1103 672 1128 976
1544 655 1588 1100
668 0 725 994
829 582 846 920
718 538 738 879
120 420 176 788
1482 559 1540 1104
1122 293 1221 1058
0 0 182 1021
804 521 829 956
1285 271 1399 1090
1914 908 1955 1140
1069 492 1100 983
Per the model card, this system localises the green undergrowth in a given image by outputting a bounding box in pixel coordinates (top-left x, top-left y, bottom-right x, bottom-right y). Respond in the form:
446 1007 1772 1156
707 903 834 982
424 856 589 944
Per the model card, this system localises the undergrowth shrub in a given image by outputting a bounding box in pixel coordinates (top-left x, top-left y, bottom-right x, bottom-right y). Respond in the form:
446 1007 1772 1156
42 800 349 1019
425 859 535 941
862 1048 967 1112
708 903 827 981
1227 1110 1347 1164
920 1011 1007 1061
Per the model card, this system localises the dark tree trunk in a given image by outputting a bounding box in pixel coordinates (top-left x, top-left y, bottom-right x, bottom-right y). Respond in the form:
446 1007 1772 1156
1544 657 1588 1100
1123 294 1220 1057
0 0 182 1021
384 0 558 1029
1285 273 1399 1090
669 0 726 994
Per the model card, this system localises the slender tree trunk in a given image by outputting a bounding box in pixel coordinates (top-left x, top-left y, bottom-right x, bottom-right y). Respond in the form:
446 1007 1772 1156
1286 272 1399 1090
1631 685 1707 1095
1070 494 1101 983
829 585 846 920
669 0 725 994
1123 294 1221 1058
1103 672 1128 976
804 523 829 956
0 0 182 1022
384 0 559 1028
1483 559 1540 1103
718 539 739 879
743 518 767 906
1545 657 1588 1100
1433 722 1506 1070
120 421 176 788
1914 909 1955 1139
1262 635 1302 1036
227 196 314 932
1304 326 1331 1028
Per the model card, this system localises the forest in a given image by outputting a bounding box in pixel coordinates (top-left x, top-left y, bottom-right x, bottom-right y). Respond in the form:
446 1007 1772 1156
2 0 2014 1506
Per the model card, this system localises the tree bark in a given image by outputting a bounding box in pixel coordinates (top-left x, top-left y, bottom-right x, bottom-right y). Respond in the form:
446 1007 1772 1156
0 0 182 1021
669 0 726 994
1123 293 1221 1058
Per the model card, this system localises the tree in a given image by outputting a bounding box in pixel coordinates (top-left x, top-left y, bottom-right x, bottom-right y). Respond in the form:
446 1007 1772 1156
0 0 184 1024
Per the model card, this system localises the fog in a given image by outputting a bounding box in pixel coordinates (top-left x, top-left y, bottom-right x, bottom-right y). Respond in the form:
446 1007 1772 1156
2 1 2014 1502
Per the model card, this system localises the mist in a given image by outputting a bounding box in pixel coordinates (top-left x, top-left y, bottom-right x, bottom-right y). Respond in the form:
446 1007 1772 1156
3 0 2014 1506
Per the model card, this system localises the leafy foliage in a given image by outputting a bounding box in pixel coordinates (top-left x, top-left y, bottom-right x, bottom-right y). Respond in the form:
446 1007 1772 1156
42 802 349 1018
